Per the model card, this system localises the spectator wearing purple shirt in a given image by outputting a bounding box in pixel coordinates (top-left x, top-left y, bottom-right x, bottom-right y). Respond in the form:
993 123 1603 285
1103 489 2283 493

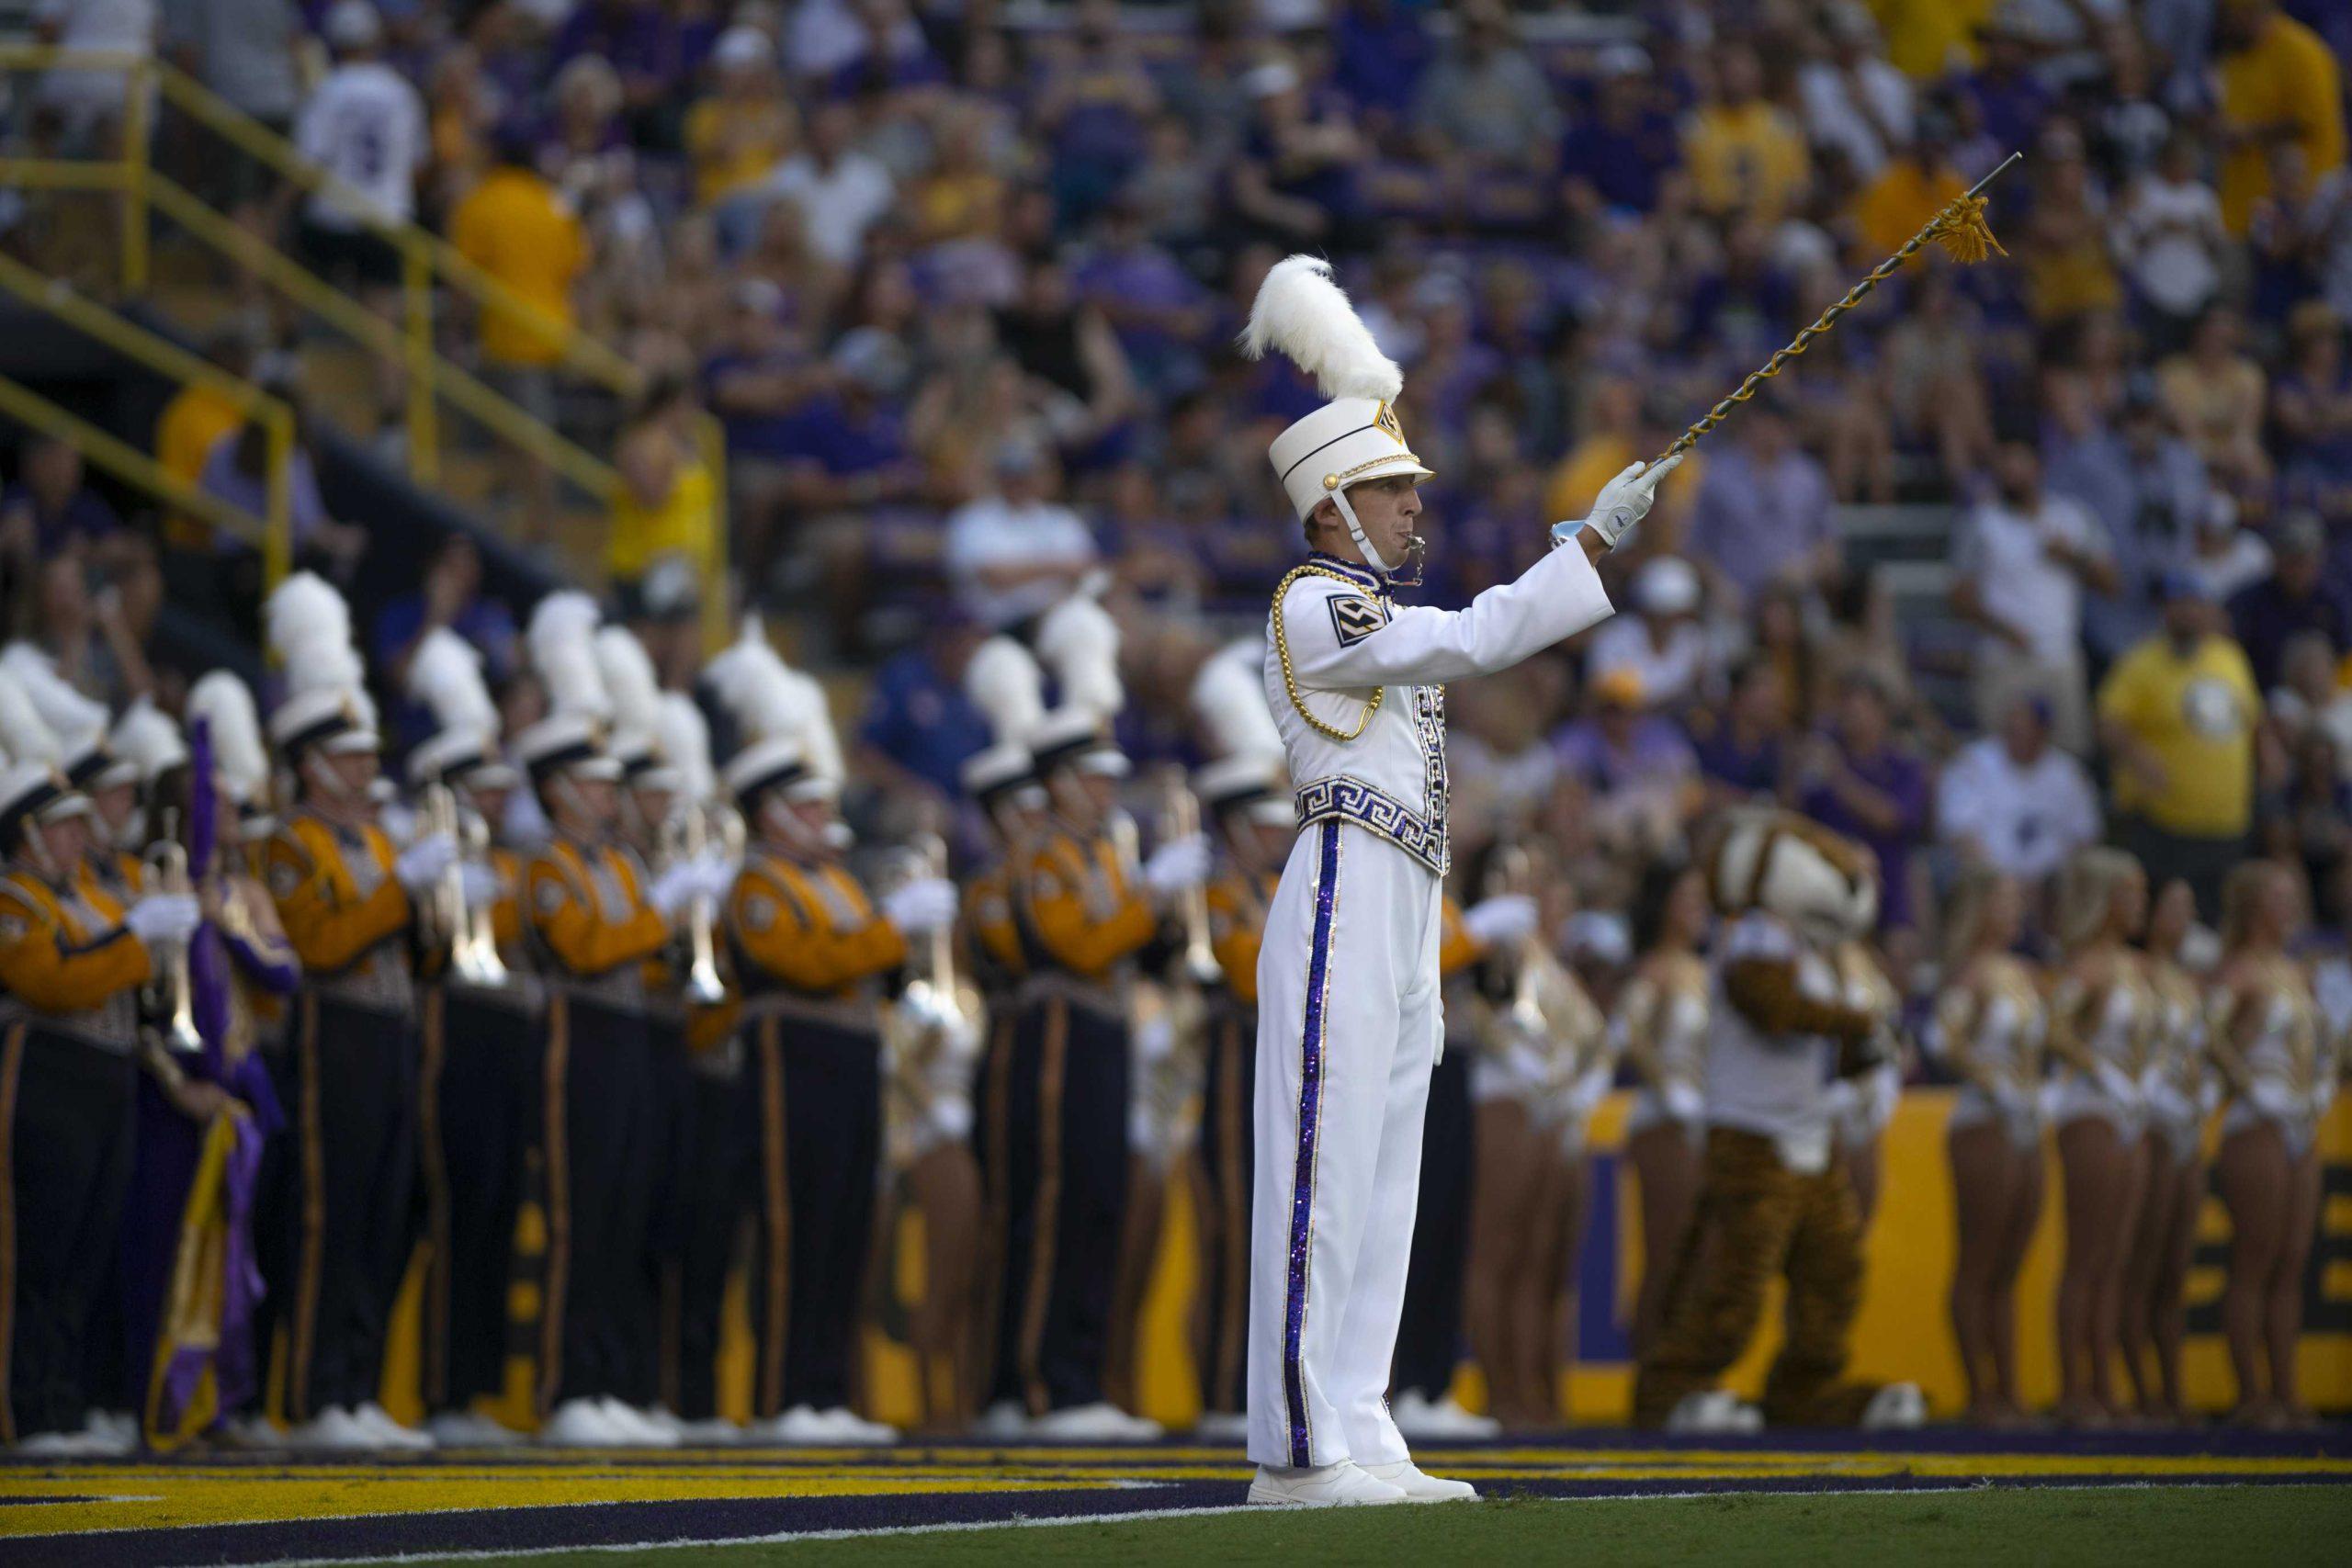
2228 510 2352 689
1683 402 1841 604
1329 0 1435 128
1560 45 1682 218
1693 658 1792 807
548 0 680 130
1073 197 1212 397
1795 671 1930 933
1554 668 1702 858
1957 15 2054 155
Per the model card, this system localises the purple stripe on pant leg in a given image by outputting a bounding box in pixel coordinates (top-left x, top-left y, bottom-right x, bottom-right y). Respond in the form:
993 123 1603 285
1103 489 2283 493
1283 819 1341 1467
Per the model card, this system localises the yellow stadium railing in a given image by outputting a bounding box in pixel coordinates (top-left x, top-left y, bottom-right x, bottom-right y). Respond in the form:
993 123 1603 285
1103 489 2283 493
0 251 294 583
0 373 267 552
1 46 731 643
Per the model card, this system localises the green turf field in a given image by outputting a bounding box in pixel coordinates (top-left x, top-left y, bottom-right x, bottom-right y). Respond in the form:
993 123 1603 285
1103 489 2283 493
435 1485 2352 1567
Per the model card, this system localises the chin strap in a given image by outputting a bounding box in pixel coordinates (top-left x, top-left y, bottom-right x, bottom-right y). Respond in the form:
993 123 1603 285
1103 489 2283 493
300 751 353 805
1329 489 1425 589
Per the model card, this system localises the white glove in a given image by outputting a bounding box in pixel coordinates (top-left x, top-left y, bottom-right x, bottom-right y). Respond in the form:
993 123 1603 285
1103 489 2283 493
1568 1064 1614 1121
2038 1079 2066 1123
459 862 501 912
1462 894 1538 949
649 860 701 919
2145 1079 2194 1128
1136 1012 1177 1066
693 850 740 904
1993 1082 2035 1128
394 831 458 895
883 876 959 936
124 893 201 948
1142 834 1211 897
1661 1079 1705 1123
2095 1061 2140 1108
1550 454 1684 552
2249 1077 2301 1122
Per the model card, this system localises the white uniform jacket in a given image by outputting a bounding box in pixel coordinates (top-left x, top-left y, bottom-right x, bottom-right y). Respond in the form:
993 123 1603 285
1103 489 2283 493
1262 544 1615 874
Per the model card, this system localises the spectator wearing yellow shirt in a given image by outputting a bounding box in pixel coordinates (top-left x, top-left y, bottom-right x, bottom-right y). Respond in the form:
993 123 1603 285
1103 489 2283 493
153 326 256 552
1544 378 1702 558
684 26 796 211
1849 115 1965 259
2215 0 2345 235
2097 573 2268 918
609 378 718 687
1682 43 1810 225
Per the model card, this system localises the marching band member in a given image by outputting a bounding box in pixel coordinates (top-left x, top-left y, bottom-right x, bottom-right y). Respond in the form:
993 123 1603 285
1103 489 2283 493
1238 256 1673 1502
403 628 534 1448
260 573 447 1452
2210 861 2330 1427
711 622 930 1445
1931 868 2045 1426
2045 847 2154 1427
1616 860 1713 1361
2122 878 2211 1423
515 593 713 1449
1633 810 1923 1431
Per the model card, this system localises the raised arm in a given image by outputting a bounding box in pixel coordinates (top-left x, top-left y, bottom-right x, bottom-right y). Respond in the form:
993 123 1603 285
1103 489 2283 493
1279 542 1614 691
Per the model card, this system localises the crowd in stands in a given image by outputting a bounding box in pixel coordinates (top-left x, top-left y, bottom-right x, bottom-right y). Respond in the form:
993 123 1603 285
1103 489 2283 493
14 0 2352 987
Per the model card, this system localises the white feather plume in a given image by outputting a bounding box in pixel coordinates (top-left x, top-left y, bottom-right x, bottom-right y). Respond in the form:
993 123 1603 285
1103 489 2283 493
1238 254 1403 401
405 628 500 743
0 642 108 750
0 669 59 765
965 636 1046 747
1191 637 1283 763
1035 594 1124 724
110 697 188 783
187 671 270 805
706 620 842 787
526 592 612 723
264 572 367 700
594 626 664 748
656 692 714 803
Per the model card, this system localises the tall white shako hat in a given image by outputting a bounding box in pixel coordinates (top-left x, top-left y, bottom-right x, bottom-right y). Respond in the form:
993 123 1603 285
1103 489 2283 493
707 617 842 809
1190 637 1294 829
514 591 622 785
1241 255 1433 573
596 624 686 795
187 670 278 839
0 669 91 842
961 629 1046 810
404 626 516 792
0 641 116 790
265 572 380 759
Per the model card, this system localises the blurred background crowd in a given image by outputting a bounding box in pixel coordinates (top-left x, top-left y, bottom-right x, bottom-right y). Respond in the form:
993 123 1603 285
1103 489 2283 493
5 0 2351 986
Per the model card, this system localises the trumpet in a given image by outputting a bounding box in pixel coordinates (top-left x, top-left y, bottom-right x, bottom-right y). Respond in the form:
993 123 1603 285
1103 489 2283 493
451 803 510 989
141 811 203 1056
1156 765 1221 987
663 800 744 1007
891 824 976 1038
1487 839 1547 1036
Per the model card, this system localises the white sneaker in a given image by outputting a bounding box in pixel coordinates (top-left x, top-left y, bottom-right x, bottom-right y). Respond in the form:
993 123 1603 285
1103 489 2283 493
427 1410 525 1448
540 1397 631 1448
15 1428 110 1457
1664 1391 1764 1434
1860 1382 1928 1429
217 1414 285 1450
282 1406 383 1452
675 1417 745 1445
748 1404 844 1445
974 1400 1032 1438
594 1398 680 1447
1390 1392 1503 1441
352 1402 435 1450
1027 1402 1162 1442
1360 1460 1477 1502
1248 1461 1411 1506
815 1406 899 1446
1193 1410 1250 1444
82 1410 138 1453
633 1405 687 1443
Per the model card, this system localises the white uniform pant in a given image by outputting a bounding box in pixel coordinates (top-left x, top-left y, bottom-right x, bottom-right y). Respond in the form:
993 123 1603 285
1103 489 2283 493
1248 819 1442 1469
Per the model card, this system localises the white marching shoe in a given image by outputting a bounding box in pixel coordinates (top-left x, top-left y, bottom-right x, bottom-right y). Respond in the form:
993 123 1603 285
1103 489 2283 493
973 1400 1032 1439
1860 1382 1928 1429
426 1410 525 1448
1193 1410 1250 1444
814 1407 899 1446
282 1405 385 1451
750 1404 849 1445
539 1397 631 1448
1664 1390 1765 1434
595 1398 680 1447
1026 1402 1162 1442
1247 1461 1411 1507
81 1410 138 1455
1390 1391 1502 1441
351 1402 435 1450
1360 1460 1477 1502
14 1428 114 1457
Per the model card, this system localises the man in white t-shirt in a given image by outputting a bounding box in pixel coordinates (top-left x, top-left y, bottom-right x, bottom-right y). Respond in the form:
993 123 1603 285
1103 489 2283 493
1950 440 2117 753
763 100 895 268
943 439 1099 630
1937 691 2102 893
288 1 425 296
1587 554 1712 711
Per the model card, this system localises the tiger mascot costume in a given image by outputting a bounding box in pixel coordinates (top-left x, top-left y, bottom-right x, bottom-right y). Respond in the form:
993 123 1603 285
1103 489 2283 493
1632 809 1925 1429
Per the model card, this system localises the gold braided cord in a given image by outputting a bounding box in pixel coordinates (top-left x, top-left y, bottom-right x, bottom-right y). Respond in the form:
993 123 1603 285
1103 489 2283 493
1653 156 2021 468
1271 563 1385 743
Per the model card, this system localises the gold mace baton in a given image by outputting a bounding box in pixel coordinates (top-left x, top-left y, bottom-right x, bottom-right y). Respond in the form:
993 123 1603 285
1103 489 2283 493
1652 150 2025 468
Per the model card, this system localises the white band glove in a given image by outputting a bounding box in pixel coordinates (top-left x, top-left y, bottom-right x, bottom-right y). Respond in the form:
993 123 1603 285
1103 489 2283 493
394 831 458 896
2249 1077 2301 1122
2096 1061 2141 1108
458 862 501 912
125 893 201 947
1143 835 1211 897
693 851 740 904
1661 1079 1705 1123
883 876 959 936
649 860 701 919
1462 893 1538 949
2145 1079 2193 1128
1549 454 1683 552
1136 1012 1177 1066
1568 1064 1614 1120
